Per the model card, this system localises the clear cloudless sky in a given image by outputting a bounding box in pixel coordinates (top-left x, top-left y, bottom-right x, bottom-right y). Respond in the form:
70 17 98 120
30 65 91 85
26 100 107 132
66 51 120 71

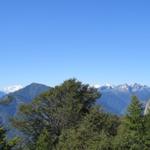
0 0 150 88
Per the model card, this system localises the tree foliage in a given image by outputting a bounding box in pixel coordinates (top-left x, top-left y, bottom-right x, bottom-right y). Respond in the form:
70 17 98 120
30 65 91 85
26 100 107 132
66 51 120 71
113 96 150 150
8 80 150 150
57 107 119 150
0 124 18 150
12 79 101 149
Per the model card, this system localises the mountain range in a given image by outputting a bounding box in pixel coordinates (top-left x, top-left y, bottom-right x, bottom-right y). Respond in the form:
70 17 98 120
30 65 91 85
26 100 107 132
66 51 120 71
97 83 150 115
0 82 150 128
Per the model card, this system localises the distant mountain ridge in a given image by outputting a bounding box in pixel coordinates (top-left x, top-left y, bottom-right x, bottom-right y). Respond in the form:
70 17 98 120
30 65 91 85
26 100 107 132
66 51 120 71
0 83 50 125
0 82 150 127
97 83 150 115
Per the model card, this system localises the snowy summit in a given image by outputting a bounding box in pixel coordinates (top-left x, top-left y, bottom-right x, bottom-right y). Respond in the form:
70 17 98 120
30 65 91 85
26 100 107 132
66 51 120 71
3 85 23 93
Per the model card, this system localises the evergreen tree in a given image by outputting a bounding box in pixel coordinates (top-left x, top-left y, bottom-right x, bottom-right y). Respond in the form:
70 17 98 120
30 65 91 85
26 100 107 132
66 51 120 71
12 79 100 149
143 109 150 148
113 96 146 150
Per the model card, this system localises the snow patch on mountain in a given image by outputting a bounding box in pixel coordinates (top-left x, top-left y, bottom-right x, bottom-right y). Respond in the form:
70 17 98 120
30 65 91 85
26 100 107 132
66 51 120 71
92 84 101 88
3 85 23 93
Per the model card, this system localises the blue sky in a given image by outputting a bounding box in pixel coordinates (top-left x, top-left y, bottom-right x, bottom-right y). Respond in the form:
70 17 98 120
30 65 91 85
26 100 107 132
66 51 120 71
0 0 150 88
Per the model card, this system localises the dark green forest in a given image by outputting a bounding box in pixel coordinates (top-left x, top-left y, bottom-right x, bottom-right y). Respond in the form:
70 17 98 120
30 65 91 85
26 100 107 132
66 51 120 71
1 79 150 150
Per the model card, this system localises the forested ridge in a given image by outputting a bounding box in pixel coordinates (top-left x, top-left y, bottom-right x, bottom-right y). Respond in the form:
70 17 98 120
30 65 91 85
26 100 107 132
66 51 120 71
1 79 150 150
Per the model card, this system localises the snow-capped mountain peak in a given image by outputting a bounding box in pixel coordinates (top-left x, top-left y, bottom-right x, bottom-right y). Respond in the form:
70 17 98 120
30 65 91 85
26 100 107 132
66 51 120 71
93 84 101 88
92 83 113 89
117 84 130 91
97 83 150 115
3 85 23 93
